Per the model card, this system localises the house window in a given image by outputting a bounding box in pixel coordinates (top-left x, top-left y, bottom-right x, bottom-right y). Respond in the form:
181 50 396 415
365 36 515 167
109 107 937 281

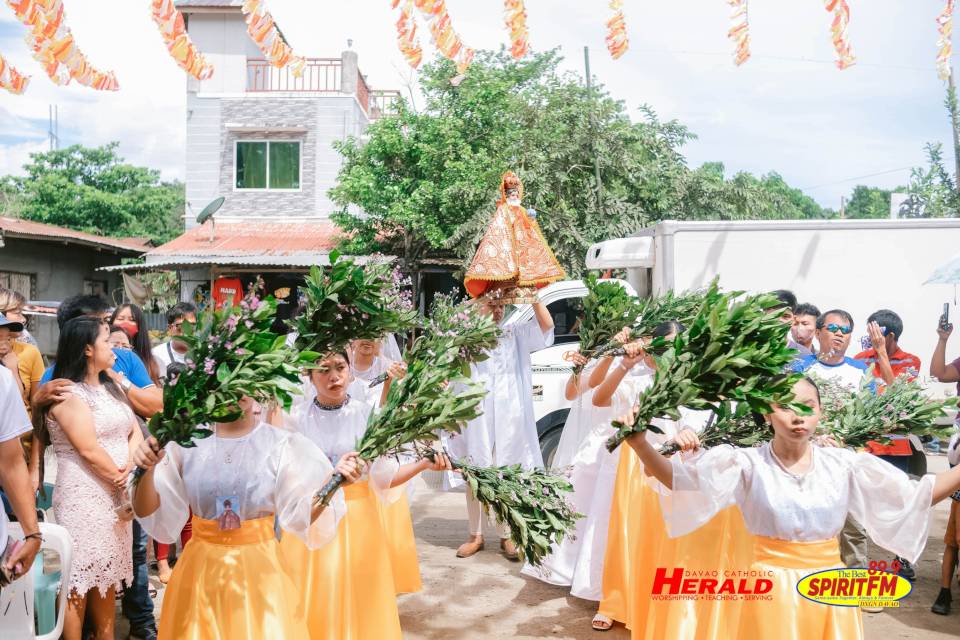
0 271 35 299
235 141 301 190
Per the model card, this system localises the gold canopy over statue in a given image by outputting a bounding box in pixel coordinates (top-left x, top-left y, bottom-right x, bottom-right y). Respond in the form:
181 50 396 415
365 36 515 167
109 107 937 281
464 172 566 305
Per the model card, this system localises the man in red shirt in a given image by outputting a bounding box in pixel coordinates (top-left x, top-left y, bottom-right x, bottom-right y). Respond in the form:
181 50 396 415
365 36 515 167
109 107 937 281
854 308 923 583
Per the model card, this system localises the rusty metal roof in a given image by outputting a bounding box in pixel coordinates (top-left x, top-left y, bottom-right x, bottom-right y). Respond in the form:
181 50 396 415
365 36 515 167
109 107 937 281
0 216 150 254
150 220 340 257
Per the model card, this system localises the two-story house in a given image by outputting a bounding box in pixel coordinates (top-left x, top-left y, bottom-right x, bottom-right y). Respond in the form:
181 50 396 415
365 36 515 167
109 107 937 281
113 0 399 311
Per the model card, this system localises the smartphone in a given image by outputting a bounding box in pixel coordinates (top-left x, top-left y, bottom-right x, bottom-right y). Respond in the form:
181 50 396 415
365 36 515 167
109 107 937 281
942 303 951 330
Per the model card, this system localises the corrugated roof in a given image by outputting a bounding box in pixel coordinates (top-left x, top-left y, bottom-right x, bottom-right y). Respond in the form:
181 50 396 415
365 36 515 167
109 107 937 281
175 0 242 7
149 220 342 257
0 216 150 254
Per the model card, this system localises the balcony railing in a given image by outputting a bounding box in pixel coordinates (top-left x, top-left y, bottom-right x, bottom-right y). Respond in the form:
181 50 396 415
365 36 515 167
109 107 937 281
245 58 400 120
369 90 402 121
246 58 342 93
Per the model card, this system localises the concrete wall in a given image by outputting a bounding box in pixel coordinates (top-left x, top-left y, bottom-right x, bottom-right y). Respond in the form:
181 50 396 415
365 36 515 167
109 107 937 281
183 12 260 94
0 237 129 356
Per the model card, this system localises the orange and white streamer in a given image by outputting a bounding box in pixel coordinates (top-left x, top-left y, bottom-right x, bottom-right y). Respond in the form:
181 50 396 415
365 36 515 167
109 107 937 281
241 0 305 76
0 52 28 94
151 0 214 80
503 0 529 60
6 0 118 90
937 0 955 81
605 0 628 60
727 0 750 66
414 0 474 73
824 0 855 70
392 0 423 69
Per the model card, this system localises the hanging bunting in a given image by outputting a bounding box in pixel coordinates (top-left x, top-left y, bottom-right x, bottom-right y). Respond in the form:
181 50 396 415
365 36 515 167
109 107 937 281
727 0 750 66
414 0 474 72
392 0 423 69
6 0 119 90
605 0 628 60
241 0 306 76
824 0 856 69
150 0 214 80
503 0 529 59
937 0 955 81
0 52 29 94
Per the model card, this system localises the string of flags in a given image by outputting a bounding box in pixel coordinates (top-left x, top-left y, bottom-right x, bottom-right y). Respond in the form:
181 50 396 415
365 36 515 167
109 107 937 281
0 2 957 94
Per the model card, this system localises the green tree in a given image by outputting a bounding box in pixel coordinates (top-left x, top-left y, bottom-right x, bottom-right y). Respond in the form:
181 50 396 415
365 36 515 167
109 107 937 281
0 143 184 244
844 185 892 219
330 50 828 279
901 143 960 217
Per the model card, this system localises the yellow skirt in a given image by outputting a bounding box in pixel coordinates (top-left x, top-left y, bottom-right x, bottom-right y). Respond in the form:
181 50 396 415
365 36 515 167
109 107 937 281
378 491 422 594
158 516 309 640
599 446 668 629
741 536 863 640
279 481 402 640
637 507 755 640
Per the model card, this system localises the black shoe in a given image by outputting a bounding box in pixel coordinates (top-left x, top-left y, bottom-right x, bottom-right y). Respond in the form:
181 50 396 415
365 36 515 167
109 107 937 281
932 588 952 615
896 557 916 582
128 628 158 640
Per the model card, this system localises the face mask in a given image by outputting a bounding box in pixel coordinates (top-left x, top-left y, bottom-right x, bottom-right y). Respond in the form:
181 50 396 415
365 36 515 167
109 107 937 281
792 323 815 343
115 320 139 339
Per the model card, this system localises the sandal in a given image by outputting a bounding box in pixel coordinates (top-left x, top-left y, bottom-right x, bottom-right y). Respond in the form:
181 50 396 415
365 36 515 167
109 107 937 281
592 614 613 631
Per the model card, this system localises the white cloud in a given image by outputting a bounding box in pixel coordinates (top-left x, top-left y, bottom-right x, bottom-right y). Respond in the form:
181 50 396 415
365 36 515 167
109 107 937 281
0 0 954 208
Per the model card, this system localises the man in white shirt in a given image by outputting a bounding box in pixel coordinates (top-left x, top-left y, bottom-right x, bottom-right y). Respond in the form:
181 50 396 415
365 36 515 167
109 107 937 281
151 302 196 383
446 298 554 561
0 365 41 586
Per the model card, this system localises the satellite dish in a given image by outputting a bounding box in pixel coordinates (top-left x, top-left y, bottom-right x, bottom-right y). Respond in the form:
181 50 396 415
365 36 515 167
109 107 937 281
196 197 225 225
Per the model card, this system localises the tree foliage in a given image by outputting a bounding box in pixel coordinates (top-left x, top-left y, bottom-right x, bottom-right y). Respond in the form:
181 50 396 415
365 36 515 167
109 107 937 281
0 143 184 244
845 185 893 219
330 50 830 278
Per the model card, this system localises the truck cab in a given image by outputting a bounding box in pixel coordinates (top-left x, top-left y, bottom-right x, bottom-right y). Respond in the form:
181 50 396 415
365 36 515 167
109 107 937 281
502 278 636 466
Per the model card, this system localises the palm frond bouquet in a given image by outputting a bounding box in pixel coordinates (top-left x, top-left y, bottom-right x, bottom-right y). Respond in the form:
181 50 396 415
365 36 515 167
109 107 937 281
603 286 710 359
140 289 318 475
606 282 808 452
572 274 645 375
811 373 958 449
292 250 420 354
656 405 767 455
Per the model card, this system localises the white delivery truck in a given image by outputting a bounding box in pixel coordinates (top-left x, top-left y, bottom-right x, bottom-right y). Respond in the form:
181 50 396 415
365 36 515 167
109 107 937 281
513 218 960 465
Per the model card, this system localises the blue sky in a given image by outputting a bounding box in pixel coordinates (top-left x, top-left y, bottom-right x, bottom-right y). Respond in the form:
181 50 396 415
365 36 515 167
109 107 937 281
0 1 955 210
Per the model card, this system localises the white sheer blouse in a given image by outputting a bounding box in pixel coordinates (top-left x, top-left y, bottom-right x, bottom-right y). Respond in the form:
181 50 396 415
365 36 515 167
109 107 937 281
285 396 402 504
662 442 936 563
134 422 345 550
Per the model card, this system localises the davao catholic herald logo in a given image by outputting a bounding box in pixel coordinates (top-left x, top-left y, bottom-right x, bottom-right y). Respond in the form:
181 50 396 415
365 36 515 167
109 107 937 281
797 566 913 608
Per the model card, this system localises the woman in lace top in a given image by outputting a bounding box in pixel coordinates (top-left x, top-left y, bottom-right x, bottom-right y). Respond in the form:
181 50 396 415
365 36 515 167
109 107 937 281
280 351 450 640
626 377 960 639
40 317 142 640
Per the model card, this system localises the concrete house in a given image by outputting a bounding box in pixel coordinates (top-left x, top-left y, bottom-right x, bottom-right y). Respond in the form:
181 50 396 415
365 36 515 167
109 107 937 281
112 0 399 308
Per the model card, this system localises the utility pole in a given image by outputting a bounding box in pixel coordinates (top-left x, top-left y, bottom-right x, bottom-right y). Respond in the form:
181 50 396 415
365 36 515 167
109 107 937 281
947 70 960 188
584 46 603 211
48 104 59 151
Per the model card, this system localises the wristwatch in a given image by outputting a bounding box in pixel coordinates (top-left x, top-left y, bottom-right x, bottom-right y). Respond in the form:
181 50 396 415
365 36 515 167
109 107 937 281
119 375 133 394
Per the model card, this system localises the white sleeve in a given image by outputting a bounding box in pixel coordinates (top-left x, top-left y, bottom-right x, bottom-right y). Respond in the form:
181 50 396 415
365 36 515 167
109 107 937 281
658 445 747 538
275 433 346 550
847 451 935 564
517 317 554 353
0 367 31 442
133 446 191 545
368 456 404 505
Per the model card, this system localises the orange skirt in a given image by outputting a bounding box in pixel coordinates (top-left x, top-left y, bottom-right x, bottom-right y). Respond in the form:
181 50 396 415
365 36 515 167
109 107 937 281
740 536 863 640
279 481 402 640
158 516 309 640
637 507 754 640
378 491 422 594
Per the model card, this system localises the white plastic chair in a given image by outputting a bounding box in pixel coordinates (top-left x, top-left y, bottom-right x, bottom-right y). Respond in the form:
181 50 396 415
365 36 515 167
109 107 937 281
0 522 72 640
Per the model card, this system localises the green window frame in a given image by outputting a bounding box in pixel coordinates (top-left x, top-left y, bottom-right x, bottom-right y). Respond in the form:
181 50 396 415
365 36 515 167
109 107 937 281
235 140 301 190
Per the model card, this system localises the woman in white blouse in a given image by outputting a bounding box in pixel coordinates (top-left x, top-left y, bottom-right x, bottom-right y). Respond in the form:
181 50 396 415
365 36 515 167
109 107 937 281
625 377 960 640
279 351 450 640
131 396 358 640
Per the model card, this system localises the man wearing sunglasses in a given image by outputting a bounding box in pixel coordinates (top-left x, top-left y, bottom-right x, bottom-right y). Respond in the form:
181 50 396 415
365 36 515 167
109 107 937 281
791 309 874 392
